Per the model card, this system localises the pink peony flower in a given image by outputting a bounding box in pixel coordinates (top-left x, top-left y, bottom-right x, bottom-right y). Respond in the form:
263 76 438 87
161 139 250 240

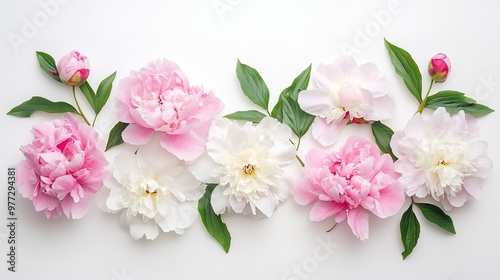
428 53 451 82
56 50 90 86
390 107 492 210
17 114 108 219
298 56 395 146
293 136 405 240
116 58 224 161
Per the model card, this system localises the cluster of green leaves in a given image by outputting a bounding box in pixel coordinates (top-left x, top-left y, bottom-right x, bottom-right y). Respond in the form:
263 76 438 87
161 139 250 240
199 60 315 253
382 38 494 259
7 51 116 128
227 60 314 149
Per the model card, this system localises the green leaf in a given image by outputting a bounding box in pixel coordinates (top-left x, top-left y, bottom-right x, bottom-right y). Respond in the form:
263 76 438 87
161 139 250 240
224 110 267 123
198 184 231 253
105 122 129 151
95 71 117 114
384 38 422 103
79 81 98 113
415 203 456 234
280 95 315 138
371 121 397 161
7 96 78 117
425 90 495 117
271 97 284 122
236 60 270 112
272 64 312 121
36 51 61 83
400 203 420 260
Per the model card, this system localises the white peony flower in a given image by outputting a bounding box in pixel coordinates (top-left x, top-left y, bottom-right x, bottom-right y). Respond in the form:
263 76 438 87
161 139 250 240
298 56 394 146
390 107 492 210
102 138 205 240
190 117 297 217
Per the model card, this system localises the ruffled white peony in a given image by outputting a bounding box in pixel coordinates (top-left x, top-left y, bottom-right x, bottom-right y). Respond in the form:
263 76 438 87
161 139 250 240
298 56 394 146
390 107 492 210
190 117 297 217
102 139 205 239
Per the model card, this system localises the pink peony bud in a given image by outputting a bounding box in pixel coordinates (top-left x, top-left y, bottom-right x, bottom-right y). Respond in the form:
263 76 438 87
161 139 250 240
56 50 90 86
428 53 450 82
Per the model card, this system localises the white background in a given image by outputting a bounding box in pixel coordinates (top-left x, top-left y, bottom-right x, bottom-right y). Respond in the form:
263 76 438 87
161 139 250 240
1 0 499 279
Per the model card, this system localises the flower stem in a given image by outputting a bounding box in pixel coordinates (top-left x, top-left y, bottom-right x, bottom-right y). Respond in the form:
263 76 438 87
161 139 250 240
295 155 305 167
416 80 435 114
72 86 91 126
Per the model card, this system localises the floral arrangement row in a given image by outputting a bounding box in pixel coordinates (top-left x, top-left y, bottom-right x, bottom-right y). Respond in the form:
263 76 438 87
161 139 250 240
7 39 494 259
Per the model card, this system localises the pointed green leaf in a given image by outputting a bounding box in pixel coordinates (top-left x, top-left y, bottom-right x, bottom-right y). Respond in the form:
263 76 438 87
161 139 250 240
224 110 267 123
384 38 422 103
271 97 284 122
272 64 312 121
36 51 61 83
371 121 397 161
236 60 270 111
105 122 129 151
95 71 117 114
400 204 420 259
7 96 78 117
415 203 456 234
425 90 494 117
280 95 315 138
281 63 312 100
79 81 98 113
198 184 231 253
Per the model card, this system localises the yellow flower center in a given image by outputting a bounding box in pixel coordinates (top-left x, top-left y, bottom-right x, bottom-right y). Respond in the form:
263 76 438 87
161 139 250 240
243 164 256 175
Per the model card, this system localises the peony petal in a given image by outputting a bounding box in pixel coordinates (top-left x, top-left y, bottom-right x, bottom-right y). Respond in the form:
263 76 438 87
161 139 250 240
446 190 468 208
298 89 335 116
32 193 60 212
293 180 321 205
122 123 155 145
311 117 347 146
61 196 90 219
210 185 230 214
309 201 344 221
367 182 405 218
253 196 277 218
187 152 220 183
347 207 370 240
129 216 159 240
160 131 206 161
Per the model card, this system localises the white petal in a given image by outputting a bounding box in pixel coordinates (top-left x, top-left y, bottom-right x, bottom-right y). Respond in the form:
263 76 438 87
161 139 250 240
298 89 334 116
210 185 230 214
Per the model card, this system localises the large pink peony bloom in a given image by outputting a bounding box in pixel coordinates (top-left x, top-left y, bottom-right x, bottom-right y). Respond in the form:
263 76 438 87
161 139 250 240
298 56 394 146
390 107 492 210
17 114 108 219
293 136 404 240
116 59 224 161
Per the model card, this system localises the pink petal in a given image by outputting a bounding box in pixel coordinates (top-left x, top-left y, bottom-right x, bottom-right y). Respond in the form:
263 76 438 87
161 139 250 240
16 160 37 199
61 196 90 219
32 193 60 212
347 207 370 240
292 180 319 205
367 182 405 218
122 124 155 145
51 175 77 200
309 201 344 221
160 131 206 161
